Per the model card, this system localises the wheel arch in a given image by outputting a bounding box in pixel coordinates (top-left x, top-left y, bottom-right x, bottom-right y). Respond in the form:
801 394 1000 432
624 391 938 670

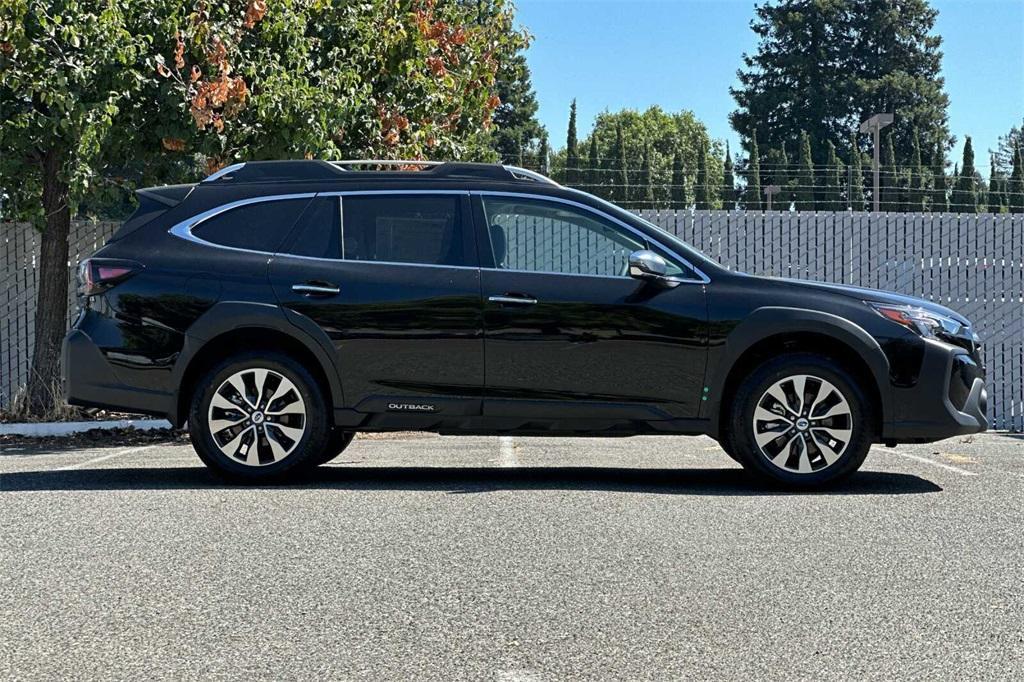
707 307 891 439
169 302 343 426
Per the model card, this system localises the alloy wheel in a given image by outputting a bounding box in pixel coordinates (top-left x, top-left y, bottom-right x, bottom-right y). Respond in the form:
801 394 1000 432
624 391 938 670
752 374 853 474
207 368 307 466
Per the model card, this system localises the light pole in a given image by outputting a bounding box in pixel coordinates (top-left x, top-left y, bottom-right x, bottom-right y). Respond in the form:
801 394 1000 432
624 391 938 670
764 184 781 211
859 113 894 212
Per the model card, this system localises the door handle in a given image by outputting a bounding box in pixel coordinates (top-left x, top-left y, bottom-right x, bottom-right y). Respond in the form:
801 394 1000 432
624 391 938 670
292 282 340 297
488 294 538 305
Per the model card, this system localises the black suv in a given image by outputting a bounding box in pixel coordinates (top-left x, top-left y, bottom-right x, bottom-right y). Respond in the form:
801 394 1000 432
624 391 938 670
63 160 987 486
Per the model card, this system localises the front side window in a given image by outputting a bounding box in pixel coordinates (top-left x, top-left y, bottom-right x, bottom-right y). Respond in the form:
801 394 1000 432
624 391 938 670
192 198 311 252
342 195 466 266
481 196 647 277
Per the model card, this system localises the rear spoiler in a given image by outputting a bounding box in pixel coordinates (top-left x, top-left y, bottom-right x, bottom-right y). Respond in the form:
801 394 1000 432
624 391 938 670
107 183 196 242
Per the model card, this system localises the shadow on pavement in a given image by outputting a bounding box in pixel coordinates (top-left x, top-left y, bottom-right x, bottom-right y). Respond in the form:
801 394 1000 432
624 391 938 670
1 465 941 496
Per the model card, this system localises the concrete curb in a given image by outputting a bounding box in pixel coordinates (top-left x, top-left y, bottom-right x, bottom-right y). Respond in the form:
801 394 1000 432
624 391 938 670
0 419 174 437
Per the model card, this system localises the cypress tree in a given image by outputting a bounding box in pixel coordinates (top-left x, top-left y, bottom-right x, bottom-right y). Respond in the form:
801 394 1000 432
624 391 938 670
695 140 710 210
986 157 1003 213
796 130 815 211
823 140 843 211
952 136 978 212
586 135 600 196
722 143 736 210
932 134 948 212
671 151 689 209
767 147 791 210
848 133 865 210
612 124 628 203
1010 143 1024 213
910 128 926 211
746 135 762 210
565 99 579 186
880 130 898 211
538 135 550 175
639 144 656 208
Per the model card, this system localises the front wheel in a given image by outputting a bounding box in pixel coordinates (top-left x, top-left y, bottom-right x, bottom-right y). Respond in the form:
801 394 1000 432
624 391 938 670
724 353 874 488
189 352 331 482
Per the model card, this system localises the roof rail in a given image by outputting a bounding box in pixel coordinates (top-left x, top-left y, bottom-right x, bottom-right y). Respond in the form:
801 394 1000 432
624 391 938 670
504 165 560 186
330 160 442 170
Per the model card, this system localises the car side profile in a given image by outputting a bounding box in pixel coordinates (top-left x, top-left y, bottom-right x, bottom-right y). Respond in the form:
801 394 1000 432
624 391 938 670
63 160 988 487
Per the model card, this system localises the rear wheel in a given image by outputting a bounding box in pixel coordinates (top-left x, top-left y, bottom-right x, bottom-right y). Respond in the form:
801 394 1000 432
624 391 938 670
189 352 330 482
724 353 873 488
308 430 355 467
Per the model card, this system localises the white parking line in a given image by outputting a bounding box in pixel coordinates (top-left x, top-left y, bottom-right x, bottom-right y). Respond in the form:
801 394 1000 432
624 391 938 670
55 445 155 471
498 436 518 467
881 449 979 477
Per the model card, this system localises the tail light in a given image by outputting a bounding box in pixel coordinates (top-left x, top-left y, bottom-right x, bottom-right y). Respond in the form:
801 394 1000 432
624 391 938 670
76 258 143 297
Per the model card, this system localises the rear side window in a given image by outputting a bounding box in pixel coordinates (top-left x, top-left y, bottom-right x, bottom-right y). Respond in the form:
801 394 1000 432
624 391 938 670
284 197 342 259
192 198 310 252
341 195 466 266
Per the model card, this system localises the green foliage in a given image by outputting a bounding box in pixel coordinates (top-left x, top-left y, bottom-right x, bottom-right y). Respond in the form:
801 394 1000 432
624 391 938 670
637 144 655 207
765 147 791 209
1008 144 1023 213
848 133 865 210
822 140 843 211
880 130 898 211
564 98 579 185
722 143 735 210
731 0 949 175
986 157 1004 213
931 131 948 212
491 47 546 167
795 131 815 211
670 151 689 209
586 134 600 195
694 140 710 210
0 0 145 225
744 134 762 210
909 128 926 211
952 136 978 212
578 106 719 208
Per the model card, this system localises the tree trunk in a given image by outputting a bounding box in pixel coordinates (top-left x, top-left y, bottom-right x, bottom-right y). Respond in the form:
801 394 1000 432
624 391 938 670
24 149 71 415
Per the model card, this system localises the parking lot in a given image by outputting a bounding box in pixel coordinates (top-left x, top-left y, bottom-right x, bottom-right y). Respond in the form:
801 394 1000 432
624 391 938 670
2 432 1022 680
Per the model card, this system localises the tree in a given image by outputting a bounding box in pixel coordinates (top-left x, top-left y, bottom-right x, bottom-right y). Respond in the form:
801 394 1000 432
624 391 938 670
611 123 628 202
745 134 762 210
537 134 550 174
638 144 655 208
795 131 815 211
1009 144 1023 213
909 128 927 211
986 156 1004 213
731 0 949 175
765 147 792 210
586 134 600 195
931 132 949 212
993 118 1023 175
848 133 865 210
0 0 147 412
564 99 579 186
880 130 899 211
670 151 689 209
490 49 545 165
695 140 710 209
722 143 735 210
822 140 843 211
952 136 978 212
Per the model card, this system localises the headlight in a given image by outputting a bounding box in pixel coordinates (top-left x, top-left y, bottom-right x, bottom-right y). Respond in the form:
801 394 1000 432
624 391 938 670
869 302 964 339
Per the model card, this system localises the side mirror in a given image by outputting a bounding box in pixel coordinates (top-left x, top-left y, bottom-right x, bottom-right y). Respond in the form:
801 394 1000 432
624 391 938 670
628 250 676 287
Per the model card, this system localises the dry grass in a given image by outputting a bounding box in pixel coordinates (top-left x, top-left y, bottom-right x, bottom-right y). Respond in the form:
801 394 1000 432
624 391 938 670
0 380 84 424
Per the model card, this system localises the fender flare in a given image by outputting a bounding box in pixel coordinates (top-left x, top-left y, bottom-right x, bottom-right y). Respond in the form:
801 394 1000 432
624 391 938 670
168 301 344 424
705 306 892 436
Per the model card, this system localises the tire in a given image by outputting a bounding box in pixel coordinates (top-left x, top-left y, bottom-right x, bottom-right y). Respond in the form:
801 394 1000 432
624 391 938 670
307 429 355 467
723 353 874 488
188 351 331 483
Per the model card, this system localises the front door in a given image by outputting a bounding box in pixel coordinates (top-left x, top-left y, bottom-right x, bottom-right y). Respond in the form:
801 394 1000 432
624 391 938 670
269 191 483 418
476 194 707 422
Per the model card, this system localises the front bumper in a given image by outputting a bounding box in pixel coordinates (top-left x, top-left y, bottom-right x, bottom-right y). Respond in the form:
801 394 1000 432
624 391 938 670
885 338 987 442
62 328 174 418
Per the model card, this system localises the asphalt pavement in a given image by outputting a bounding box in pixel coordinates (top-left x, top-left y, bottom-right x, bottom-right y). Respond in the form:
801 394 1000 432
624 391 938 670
2 432 1023 680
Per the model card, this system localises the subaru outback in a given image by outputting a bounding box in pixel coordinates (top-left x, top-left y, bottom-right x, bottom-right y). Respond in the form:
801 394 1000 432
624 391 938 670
63 160 987 487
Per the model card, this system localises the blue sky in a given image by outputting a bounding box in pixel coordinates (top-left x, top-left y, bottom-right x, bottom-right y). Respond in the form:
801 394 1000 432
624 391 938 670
516 0 1024 172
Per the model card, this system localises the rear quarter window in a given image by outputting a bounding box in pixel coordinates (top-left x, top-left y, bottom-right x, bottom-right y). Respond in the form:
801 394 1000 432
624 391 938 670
192 198 311 252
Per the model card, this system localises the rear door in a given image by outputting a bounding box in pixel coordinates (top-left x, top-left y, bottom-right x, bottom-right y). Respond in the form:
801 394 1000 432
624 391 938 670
268 191 483 417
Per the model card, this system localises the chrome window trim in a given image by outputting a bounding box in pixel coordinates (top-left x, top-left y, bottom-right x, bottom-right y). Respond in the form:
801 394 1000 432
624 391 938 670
167 193 316 255
472 191 711 284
